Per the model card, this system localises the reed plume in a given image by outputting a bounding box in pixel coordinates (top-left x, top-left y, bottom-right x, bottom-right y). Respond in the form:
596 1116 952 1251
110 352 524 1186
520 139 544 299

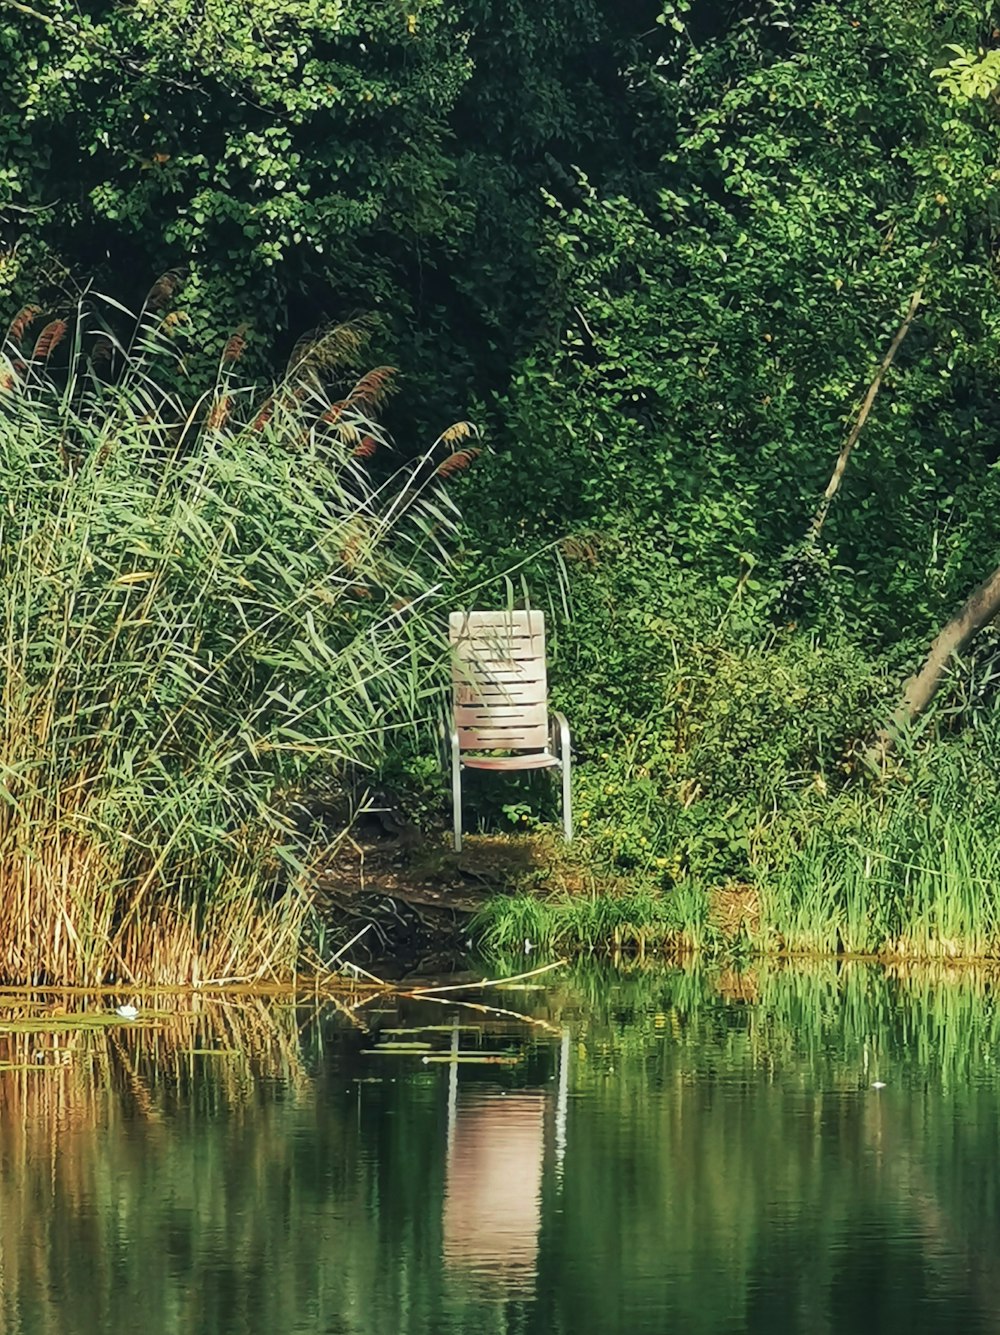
5 305 40 347
436 447 480 478
31 320 68 361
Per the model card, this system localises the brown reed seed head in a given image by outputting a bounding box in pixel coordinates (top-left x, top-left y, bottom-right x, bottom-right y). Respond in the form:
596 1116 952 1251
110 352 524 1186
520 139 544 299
32 319 68 361
143 270 183 312
436 447 481 478
222 327 247 364
6 305 41 346
206 395 231 431
346 366 396 410
252 398 274 431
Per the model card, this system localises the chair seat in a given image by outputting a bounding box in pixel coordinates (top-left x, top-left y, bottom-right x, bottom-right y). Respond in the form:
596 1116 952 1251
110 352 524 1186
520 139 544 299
461 752 560 772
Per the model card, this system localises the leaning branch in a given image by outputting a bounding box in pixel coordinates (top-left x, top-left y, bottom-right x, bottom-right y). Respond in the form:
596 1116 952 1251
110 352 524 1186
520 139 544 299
809 281 925 541
0 0 92 38
888 561 1000 735
0 0 211 94
408 959 566 995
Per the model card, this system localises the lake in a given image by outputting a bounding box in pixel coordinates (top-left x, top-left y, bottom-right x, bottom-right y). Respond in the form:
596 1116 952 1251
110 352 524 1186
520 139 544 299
0 961 998 1334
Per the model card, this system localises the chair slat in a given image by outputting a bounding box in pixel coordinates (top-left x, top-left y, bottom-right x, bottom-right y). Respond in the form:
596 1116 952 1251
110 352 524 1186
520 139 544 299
453 627 542 643
454 661 545 681
455 681 546 706
451 611 544 632
453 642 544 664
462 753 560 772
457 725 549 749
455 703 548 728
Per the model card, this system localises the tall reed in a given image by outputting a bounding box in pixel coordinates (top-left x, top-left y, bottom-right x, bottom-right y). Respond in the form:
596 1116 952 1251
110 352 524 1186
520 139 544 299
0 297 470 985
759 798 1000 959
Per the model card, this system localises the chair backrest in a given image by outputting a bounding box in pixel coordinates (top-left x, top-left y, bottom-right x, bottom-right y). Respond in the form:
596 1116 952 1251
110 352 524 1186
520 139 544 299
449 610 549 752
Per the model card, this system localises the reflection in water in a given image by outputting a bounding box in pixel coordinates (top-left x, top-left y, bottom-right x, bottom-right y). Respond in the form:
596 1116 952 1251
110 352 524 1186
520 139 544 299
441 1024 570 1297
555 1026 570 1180
443 1090 544 1294
0 965 1000 1333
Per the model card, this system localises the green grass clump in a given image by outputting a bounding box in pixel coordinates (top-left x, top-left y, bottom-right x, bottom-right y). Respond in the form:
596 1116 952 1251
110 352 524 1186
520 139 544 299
472 888 692 958
759 796 1000 960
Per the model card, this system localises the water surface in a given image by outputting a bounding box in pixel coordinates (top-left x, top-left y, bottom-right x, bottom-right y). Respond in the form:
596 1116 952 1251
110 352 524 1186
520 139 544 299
1 963 999 1334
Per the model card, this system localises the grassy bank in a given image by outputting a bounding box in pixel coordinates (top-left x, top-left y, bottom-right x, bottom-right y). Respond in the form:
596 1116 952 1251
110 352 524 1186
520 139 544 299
0 302 466 986
471 726 1000 963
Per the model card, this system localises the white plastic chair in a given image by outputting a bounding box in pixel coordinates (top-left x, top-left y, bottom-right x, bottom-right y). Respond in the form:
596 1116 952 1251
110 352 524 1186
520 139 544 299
448 610 572 852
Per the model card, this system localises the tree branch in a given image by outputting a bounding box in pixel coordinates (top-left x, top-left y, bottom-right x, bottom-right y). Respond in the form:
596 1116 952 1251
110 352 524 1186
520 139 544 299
810 280 925 541
0 0 90 38
893 562 1000 728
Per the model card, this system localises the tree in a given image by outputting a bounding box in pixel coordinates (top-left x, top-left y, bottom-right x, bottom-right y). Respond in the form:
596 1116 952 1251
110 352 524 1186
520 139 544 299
0 0 667 403
466 0 1000 648
0 0 474 362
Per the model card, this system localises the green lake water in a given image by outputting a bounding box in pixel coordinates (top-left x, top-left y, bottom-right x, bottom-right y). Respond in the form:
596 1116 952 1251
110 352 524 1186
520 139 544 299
2 961 999 1334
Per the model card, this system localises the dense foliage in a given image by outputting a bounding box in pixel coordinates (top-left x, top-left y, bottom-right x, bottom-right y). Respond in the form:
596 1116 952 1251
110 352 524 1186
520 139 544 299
5 0 1000 958
0 0 663 399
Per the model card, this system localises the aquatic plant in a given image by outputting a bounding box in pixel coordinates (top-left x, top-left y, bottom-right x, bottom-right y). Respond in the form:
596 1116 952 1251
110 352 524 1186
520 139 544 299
758 790 1000 960
0 295 469 985
472 888 689 959
476 753 1000 964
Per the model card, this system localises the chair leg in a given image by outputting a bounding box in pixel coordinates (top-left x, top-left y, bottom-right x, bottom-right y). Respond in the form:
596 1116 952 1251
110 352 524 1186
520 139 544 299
552 711 573 842
451 730 463 853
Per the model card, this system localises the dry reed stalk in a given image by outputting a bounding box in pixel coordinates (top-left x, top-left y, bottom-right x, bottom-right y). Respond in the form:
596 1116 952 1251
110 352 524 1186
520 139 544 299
408 959 567 995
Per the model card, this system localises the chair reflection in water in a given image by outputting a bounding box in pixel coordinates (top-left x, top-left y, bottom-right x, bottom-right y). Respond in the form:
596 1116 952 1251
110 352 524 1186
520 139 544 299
442 1029 571 1296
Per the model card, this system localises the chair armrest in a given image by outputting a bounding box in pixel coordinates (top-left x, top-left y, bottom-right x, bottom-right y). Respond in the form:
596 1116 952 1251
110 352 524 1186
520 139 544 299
550 710 571 762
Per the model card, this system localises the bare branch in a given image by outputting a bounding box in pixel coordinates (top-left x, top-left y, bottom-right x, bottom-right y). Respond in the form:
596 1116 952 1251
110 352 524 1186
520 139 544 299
810 280 925 541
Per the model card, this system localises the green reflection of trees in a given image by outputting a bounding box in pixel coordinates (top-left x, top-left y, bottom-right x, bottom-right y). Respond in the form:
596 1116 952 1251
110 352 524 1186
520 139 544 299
536 962 1000 1335
2 970 1000 1335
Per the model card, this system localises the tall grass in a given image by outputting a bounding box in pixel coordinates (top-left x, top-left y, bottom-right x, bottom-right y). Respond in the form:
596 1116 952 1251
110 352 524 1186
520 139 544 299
760 797 1000 959
477 780 1000 963
0 297 468 985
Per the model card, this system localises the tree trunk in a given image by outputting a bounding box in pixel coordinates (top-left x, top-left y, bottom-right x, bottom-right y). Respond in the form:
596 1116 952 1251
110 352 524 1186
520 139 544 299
889 561 1000 734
